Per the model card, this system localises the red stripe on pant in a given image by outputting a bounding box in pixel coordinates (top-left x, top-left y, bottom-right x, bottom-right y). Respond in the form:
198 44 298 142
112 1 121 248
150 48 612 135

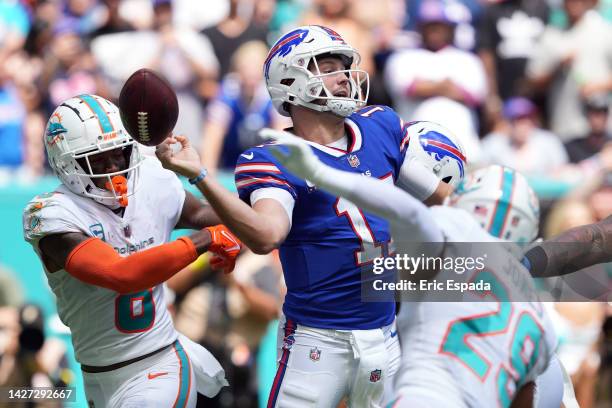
267 319 296 408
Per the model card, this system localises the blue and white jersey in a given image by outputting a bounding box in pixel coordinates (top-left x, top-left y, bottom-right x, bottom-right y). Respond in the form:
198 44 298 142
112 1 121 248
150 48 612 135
235 106 411 330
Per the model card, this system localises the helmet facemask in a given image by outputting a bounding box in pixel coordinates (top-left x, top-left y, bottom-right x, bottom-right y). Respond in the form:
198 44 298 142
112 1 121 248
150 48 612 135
52 135 143 209
298 51 369 117
45 95 145 210
265 26 370 118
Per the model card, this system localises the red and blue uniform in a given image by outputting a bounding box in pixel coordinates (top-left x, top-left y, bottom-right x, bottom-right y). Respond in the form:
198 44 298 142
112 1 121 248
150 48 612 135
235 106 410 330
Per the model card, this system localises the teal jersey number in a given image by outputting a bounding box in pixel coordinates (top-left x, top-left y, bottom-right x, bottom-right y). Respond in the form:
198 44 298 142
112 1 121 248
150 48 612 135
115 289 156 333
440 271 544 407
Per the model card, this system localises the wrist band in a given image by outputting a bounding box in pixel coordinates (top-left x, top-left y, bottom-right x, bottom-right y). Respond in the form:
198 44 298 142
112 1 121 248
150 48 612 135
188 169 208 185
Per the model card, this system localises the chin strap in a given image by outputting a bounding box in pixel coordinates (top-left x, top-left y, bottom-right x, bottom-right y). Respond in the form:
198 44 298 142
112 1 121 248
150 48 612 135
105 175 129 207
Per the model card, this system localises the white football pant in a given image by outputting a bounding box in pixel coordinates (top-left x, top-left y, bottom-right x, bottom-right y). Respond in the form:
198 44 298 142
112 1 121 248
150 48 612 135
267 315 400 408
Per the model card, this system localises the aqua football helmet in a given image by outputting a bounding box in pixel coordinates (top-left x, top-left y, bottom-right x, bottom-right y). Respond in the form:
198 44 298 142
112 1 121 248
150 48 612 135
451 165 540 243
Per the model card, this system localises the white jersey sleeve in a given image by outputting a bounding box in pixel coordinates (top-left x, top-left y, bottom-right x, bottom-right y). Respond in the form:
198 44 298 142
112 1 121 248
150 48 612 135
396 155 441 201
23 192 88 248
250 187 295 227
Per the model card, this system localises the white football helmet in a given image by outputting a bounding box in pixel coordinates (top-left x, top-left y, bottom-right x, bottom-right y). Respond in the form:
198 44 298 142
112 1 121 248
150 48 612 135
405 121 466 188
450 165 540 243
264 25 369 117
45 94 144 208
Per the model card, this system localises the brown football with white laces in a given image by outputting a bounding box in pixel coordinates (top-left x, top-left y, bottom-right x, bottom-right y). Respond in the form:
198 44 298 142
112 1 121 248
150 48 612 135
118 68 178 146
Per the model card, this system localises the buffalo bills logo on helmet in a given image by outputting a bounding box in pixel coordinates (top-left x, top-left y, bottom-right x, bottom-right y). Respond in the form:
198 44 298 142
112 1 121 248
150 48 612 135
264 28 309 79
419 131 466 177
315 25 346 44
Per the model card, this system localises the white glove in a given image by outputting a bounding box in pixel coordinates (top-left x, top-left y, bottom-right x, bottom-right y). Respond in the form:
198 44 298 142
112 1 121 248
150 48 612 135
259 128 325 182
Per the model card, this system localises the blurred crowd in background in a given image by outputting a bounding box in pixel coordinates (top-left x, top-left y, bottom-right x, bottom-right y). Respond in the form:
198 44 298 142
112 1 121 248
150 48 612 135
0 0 611 407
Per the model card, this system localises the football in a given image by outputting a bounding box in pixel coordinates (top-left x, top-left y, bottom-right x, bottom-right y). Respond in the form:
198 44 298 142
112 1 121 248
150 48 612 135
118 68 178 146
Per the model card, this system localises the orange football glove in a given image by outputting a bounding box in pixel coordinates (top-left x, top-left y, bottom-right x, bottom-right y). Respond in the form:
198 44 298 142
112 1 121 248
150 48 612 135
204 225 242 274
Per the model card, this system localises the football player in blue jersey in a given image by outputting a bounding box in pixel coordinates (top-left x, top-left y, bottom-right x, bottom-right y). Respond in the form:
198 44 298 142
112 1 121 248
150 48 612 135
260 128 575 408
155 25 466 407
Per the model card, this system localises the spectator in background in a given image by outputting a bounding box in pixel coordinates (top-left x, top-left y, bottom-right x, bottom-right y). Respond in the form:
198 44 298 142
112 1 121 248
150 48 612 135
0 61 27 176
527 0 612 142
0 0 30 57
90 0 218 150
586 171 612 222
201 41 287 175
39 19 108 108
88 0 137 39
62 0 107 36
565 93 611 162
0 304 71 408
170 251 282 408
349 0 405 106
404 0 481 51
147 0 219 152
0 266 23 307
172 0 230 32
385 0 486 163
2 51 46 179
202 0 268 81
477 0 549 131
482 97 568 175
300 0 375 75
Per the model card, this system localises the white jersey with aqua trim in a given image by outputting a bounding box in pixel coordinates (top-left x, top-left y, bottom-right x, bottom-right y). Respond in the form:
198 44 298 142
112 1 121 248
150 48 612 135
23 157 184 366
395 206 557 408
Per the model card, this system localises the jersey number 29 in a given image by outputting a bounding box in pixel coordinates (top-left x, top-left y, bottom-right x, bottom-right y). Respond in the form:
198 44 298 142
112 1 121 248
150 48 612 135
440 271 545 407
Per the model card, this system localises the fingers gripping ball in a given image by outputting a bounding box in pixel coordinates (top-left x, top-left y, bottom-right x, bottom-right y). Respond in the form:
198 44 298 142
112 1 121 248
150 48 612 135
118 68 179 146
205 225 242 274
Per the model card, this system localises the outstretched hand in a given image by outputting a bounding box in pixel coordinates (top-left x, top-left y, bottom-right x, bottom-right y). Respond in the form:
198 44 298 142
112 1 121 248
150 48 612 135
259 128 323 182
155 135 202 179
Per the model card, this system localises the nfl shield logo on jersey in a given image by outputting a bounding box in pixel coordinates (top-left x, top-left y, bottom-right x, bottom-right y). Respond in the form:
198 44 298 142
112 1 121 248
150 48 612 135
369 369 382 383
348 154 360 168
309 347 321 362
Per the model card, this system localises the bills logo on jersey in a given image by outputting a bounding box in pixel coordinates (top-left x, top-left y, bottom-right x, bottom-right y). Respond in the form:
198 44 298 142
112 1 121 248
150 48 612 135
419 131 466 178
264 28 309 79
369 369 382 383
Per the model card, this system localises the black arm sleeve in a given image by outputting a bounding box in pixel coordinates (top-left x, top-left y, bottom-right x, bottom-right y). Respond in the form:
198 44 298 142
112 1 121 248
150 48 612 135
524 215 612 277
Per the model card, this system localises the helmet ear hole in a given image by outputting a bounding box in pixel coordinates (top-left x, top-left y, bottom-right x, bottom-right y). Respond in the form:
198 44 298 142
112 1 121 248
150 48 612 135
280 78 295 86
442 176 452 184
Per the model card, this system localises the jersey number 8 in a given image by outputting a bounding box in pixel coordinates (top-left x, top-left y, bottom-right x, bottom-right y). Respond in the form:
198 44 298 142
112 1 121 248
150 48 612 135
115 289 156 333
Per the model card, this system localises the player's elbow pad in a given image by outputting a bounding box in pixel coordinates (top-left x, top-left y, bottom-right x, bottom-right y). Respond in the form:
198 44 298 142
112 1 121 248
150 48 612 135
65 237 198 293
